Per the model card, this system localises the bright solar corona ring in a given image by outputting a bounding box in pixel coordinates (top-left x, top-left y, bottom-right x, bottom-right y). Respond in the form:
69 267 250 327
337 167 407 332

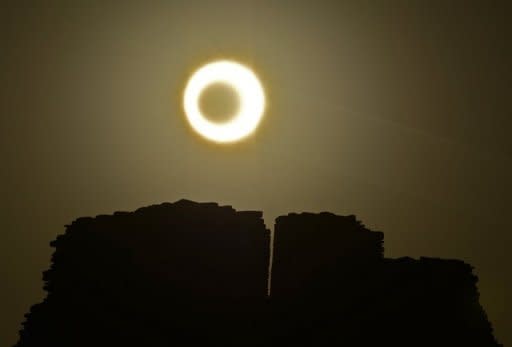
183 60 266 143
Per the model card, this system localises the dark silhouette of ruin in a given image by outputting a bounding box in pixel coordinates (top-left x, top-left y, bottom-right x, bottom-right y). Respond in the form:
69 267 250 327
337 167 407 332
15 200 501 346
271 212 500 346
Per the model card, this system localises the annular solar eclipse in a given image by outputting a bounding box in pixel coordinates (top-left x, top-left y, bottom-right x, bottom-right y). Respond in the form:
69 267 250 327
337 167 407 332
183 60 266 143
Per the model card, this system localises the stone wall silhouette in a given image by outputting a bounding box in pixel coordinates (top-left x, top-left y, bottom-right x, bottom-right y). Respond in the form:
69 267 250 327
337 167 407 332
15 200 501 346
15 200 270 347
271 212 500 346
271 212 384 299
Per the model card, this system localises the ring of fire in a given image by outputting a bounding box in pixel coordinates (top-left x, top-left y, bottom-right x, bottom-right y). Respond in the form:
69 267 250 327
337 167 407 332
183 60 266 143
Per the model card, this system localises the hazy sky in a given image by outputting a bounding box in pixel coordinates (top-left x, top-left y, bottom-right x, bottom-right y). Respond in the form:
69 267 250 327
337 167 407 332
1 1 510 345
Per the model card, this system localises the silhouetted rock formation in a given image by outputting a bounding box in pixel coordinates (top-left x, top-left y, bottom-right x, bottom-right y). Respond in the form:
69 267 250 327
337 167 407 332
15 201 501 346
15 200 270 347
271 213 500 346
271 212 384 300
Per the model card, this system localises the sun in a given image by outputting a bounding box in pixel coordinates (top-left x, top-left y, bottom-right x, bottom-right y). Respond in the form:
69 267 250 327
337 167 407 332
183 60 266 143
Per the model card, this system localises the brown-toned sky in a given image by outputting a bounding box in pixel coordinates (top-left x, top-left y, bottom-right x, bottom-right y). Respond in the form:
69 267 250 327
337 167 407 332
1 1 510 345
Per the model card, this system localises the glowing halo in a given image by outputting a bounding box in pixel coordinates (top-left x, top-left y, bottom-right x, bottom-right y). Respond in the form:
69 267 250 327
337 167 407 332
183 60 266 143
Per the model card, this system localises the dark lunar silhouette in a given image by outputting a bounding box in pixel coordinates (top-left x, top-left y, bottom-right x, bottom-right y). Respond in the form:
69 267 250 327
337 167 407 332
15 200 501 346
